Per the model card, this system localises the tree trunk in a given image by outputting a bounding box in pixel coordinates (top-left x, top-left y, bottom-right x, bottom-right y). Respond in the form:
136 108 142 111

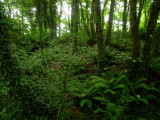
80 0 91 37
143 0 160 71
123 0 127 32
71 0 79 53
90 0 96 42
105 0 115 45
137 0 144 27
85 0 89 28
152 25 160 57
42 0 48 30
102 0 109 30
129 0 140 80
95 0 105 71
59 0 63 36
7 0 11 17
49 0 57 39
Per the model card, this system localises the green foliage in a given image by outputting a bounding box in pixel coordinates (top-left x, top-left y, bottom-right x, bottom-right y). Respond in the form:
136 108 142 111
78 71 159 119
149 57 160 74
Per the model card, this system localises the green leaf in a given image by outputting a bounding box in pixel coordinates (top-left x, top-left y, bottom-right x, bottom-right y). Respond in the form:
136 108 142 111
94 83 109 89
93 97 106 103
113 84 125 89
94 108 105 114
80 99 92 109
138 98 148 104
104 89 116 95
135 83 149 90
135 77 147 85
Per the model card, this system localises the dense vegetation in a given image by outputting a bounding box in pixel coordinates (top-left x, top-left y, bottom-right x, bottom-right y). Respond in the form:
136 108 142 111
0 0 160 119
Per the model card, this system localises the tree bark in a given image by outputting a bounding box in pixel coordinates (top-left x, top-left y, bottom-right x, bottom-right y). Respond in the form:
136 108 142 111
129 0 140 80
95 0 105 71
71 0 79 53
123 0 127 32
59 0 63 36
143 0 160 70
80 0 91 37
49 0 57 39
130 0 140 59
105 0 115 45
152 25 160 57
42 0 48 30
90 0 96 42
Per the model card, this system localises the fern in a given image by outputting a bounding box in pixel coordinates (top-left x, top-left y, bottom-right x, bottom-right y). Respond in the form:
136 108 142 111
80 99 92 110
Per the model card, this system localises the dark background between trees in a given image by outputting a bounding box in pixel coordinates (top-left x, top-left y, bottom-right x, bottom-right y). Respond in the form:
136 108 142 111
0 0 160 119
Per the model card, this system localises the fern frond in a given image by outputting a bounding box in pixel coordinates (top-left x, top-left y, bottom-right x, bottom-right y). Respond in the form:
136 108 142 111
93 97 106 103
135 83 149 90
104 89 116 95
80 99 92 109
138 98 148 104
113 84 125 89
135 77 147 85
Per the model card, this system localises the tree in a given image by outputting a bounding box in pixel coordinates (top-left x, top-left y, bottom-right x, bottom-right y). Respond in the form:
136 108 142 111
102 0 109 30
123 0 127 32
153 25 160 57
142 0 160 72
49 0 57 39
71 0 79 53
90 0 96 43
79 0 91 38
59 0 63 36
129 0 140 79
105 0 115 45
95 0 105 71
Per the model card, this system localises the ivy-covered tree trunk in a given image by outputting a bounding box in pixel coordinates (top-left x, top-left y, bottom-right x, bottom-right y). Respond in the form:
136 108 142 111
152 26 160 57
59 0 63 36
105 0 115 45
143 0 160 72
123 0 127 32
85 0 89 28
129 0 140 80
80 0 91 38
90 0 96 43
71 0 79 53
0 1 20 98
42 0 48 30
36 0 44 55
49 0 57 39
95 0 105 71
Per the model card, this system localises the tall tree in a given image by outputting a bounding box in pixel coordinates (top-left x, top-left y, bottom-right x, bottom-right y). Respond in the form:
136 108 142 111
79 0 91 38
49 0 57 39
123 0 127 32
105 0 115 45
102 0 109 30
137 0 144 27
129 0 140 79
42 0 48 30
152 25 160 57
90 0 96 42
95 0 105 70
71 0 79 53
36 0 44 55
59 0 63 36
143 0 160 72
